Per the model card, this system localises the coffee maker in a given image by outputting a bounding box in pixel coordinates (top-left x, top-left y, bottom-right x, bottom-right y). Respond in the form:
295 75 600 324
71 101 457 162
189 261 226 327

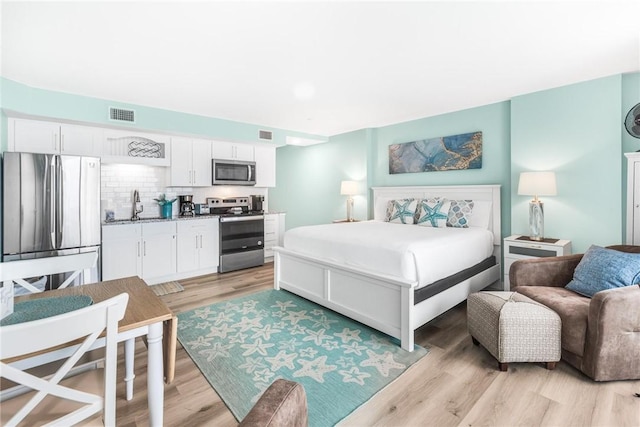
179 195 195 217
250 195 264 212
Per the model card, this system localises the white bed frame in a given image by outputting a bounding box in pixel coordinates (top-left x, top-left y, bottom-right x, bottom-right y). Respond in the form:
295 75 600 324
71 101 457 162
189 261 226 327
274 185 503 351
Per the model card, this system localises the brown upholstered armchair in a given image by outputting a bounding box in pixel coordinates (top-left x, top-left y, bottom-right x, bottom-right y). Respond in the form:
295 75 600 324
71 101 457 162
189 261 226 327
238 379 308 427
509 245 640 381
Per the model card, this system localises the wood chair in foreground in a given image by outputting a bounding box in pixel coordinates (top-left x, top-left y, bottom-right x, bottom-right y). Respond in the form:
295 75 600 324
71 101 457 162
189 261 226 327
0 251 98 295
0 293 129 426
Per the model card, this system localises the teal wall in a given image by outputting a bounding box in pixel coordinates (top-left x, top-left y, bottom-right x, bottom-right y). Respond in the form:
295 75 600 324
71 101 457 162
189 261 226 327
373 102 512 238
622 73 640 237
271 102 511 236
511 75 623 253
274 73 635 256
3 73 637 252
0 78 324 150
270 129 370 230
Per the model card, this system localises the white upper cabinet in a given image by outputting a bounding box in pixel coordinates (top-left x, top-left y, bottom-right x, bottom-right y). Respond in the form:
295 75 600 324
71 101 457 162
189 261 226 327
192 139 213 186
254 144 276 187
212 140 254 161
60 124 103 156
9 118 102 156
102 129 171 166
170 137 212 186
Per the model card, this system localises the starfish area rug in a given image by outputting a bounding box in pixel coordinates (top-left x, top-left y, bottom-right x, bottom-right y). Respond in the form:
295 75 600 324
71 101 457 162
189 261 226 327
177 289 429 426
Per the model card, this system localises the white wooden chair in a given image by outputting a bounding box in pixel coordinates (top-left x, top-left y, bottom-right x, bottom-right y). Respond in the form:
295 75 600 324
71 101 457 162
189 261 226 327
0 293 129 427
0 251 98 295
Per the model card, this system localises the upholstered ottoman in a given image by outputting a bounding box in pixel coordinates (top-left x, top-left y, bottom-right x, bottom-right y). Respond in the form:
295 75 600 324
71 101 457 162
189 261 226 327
467 291 561 371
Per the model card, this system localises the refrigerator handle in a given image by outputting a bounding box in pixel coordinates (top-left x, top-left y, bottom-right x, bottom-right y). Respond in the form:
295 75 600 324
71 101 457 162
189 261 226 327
49 156 57 248
56 156 64 249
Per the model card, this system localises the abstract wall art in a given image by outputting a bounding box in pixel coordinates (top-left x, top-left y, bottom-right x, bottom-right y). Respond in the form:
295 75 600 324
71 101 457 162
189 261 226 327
389 131 483 174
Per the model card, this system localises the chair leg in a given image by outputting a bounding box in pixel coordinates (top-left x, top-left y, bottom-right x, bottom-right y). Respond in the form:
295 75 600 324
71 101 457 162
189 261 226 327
498 362 508 372
545 362 557 370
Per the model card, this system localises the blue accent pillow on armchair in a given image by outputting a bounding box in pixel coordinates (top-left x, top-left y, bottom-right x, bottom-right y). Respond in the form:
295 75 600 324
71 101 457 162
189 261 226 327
565 245 640 298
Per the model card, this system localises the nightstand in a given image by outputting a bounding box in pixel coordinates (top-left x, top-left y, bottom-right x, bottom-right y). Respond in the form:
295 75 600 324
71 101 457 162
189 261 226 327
503 235 572 290
332 219 360 223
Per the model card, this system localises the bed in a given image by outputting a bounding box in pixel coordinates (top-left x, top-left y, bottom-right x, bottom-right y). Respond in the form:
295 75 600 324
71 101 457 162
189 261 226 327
273 185 504 351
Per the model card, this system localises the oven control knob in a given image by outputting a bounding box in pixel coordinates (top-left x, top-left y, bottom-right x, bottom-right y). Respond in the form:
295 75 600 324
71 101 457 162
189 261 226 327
258 241 263 245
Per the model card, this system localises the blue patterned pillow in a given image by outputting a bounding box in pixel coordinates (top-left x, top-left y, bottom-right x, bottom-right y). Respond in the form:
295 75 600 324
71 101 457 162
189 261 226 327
385 199 418 224
565 245 640 298
447 200 474 228
416 199 451 228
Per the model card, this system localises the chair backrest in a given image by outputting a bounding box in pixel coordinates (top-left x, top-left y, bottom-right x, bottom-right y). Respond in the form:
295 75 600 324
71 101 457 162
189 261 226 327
0 292 129 427
0 251 98 295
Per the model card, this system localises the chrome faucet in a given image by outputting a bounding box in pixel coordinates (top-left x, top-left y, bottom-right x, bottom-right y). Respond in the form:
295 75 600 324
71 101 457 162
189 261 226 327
131 190 143 221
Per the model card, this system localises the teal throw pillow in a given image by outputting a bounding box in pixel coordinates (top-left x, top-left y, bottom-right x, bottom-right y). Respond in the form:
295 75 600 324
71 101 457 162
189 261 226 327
416 199 451 228
385 199 418 224
447 199 474 228
565 245 640 298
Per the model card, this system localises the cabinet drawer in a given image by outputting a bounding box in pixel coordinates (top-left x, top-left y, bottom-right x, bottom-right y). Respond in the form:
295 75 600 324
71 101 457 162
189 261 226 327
102 223 141 241
264 218 277 232
142 221 176 236
507 245 559 258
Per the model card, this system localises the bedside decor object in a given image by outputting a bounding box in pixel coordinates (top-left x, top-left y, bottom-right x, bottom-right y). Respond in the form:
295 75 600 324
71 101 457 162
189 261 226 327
517 171 557 241
340 180 358 222
389 131 482 174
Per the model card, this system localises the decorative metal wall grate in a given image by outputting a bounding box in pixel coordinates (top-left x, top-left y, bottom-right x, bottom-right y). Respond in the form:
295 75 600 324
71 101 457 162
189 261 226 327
127 137 164 158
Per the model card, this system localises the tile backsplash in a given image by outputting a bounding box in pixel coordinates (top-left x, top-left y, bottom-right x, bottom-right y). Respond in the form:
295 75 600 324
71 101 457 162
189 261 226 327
101 164 267 221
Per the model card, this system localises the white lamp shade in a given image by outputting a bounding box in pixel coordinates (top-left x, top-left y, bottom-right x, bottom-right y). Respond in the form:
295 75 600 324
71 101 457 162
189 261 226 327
518 172 557 196
340 180 358 196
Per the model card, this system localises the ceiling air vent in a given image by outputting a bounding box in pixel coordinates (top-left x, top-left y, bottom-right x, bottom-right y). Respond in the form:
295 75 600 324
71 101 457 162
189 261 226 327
109 107 136 123
259 130 273 141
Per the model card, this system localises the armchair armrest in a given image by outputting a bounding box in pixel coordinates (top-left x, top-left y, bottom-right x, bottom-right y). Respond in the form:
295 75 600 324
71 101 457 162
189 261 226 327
583 284 640 381
509 254 583 290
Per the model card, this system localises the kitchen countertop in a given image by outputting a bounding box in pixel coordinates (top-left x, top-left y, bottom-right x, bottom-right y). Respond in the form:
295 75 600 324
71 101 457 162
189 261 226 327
102 215 220 226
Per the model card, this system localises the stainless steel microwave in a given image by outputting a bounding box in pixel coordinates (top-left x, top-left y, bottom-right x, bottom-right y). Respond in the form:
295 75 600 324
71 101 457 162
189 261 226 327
212 159 256 186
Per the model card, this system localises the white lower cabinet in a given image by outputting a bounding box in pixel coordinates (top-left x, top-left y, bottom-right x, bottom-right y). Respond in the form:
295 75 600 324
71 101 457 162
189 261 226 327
177 218 219 273
264 213 285 260
142 222 178 280
102 224 142 280
102 222 177 283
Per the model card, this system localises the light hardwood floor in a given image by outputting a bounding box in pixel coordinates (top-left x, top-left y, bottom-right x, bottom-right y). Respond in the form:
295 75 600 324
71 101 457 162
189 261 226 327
113 263 640 427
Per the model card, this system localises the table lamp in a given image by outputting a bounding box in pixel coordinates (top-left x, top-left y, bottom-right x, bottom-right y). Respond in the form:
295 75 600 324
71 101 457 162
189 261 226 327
340 181 358 222
517 171 557 241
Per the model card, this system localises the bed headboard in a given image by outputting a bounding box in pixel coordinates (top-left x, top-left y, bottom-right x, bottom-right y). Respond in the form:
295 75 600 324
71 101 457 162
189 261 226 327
371 185 502 244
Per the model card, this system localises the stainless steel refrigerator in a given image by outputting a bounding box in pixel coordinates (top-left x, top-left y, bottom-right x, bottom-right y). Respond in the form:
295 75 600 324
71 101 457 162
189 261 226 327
2 152 101 290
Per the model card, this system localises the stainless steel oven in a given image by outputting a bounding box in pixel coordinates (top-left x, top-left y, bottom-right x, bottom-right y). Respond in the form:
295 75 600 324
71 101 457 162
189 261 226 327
219 214 264 273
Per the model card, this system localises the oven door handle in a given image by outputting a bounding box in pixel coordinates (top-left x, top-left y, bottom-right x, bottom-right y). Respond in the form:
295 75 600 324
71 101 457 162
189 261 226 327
219 215 264 223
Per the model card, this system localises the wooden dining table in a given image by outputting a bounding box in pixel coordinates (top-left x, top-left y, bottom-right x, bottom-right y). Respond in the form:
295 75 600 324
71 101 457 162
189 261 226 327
7 276 176 427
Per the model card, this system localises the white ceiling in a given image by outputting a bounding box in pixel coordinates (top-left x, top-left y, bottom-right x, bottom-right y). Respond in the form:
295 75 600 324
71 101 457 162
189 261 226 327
2 1 639 137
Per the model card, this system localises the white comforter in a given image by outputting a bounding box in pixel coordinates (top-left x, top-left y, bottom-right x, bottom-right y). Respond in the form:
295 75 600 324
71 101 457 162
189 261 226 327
283 221 494 288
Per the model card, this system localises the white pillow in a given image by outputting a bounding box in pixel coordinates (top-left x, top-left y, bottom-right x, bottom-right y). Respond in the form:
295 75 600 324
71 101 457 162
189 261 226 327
468 200 492 229
385 199 418 224
416 199 451 228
